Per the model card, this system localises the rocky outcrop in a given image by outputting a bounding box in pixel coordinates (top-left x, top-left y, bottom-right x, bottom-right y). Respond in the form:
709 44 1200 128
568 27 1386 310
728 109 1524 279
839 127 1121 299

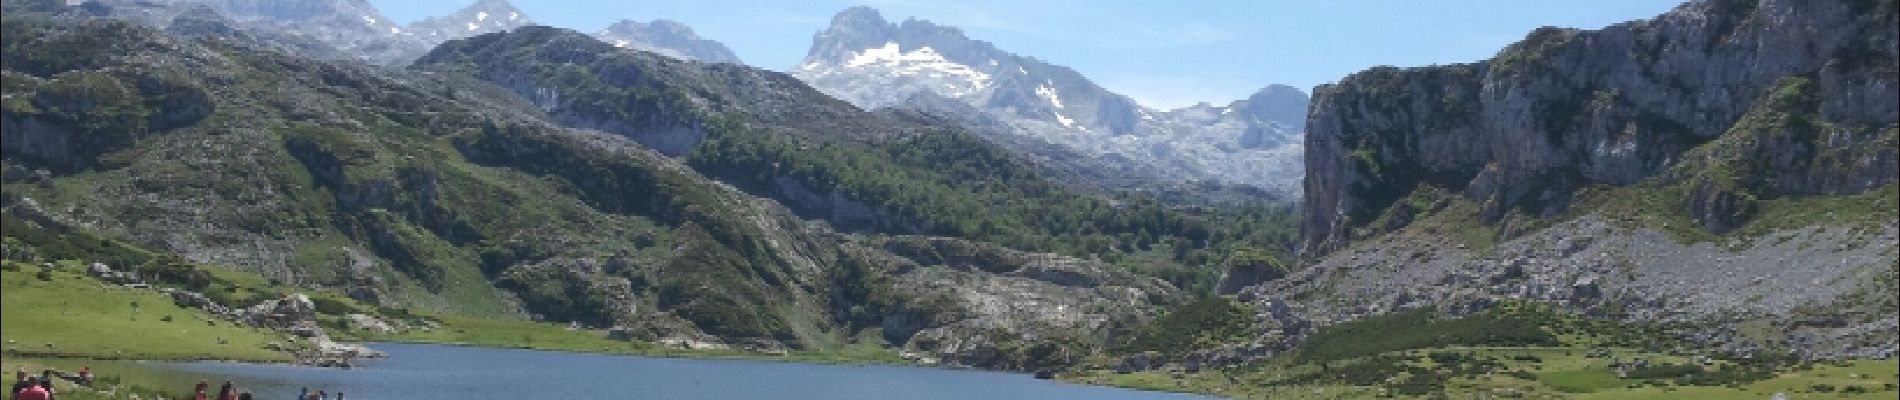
1213 254 1287 295
344 313 394 334
768 177 915 233
1300 0 1899 255
866 235 1179 369
243 293 319 331
1 59 214 171
1252 215 1900 360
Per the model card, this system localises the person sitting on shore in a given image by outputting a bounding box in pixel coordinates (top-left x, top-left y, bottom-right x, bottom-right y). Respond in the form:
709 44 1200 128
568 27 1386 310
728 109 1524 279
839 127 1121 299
31 376 53 400
314 390 327 400
298 387 307 400
10 372 30 398
13 378 47 400
73 368 89 386
191 380 207 400
216 381 236 400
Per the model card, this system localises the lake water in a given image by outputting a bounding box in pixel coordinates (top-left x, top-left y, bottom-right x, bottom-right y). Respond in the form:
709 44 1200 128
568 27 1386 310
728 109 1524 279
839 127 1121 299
154 343 1212 399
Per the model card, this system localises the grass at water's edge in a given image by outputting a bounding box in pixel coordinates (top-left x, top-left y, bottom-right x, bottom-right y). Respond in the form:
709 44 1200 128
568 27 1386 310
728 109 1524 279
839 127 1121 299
0 262 917 395
0 268 292 363
9 261 1898 400
354 313 911 366
1065 352 1899 400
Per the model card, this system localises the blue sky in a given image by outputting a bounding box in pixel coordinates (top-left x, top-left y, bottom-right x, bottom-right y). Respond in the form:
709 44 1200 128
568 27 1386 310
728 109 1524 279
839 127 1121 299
370 0 1685 109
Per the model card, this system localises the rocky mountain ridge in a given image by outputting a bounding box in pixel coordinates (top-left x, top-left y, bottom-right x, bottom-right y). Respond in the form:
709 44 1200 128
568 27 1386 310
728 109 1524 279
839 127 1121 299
595 19 743 64
0 11 1187 368
22 0 747 67
403 0 534 48
791 7 1308 197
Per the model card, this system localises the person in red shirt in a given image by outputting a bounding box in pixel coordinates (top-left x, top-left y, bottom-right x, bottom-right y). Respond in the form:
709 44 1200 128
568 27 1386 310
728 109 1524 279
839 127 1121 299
13 378 48 400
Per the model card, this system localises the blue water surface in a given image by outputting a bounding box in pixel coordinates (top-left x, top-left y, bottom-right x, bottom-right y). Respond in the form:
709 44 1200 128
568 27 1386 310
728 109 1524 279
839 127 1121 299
162 342 1213 399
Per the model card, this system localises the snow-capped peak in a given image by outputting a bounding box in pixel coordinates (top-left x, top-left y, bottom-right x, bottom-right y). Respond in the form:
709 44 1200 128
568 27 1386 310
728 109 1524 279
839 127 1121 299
815 41 992 98
790 6 1311 196
405 0 533 46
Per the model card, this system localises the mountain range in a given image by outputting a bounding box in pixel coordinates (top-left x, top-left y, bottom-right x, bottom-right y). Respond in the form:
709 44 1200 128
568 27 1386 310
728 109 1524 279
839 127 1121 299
1 0 1296 369
792 7 1308 197
1 0 1895 397
42 0 743 67
47 0 1303 200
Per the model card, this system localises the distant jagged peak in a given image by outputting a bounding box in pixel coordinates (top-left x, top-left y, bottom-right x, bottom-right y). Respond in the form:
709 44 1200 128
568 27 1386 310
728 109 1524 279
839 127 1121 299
1237 84 1310 129
595 18 744 64
792 5 1310 195
804 5 989 67
405 0 533 45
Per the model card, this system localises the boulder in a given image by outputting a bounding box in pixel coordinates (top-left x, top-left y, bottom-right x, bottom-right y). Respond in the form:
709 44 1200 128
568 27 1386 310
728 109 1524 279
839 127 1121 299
1215 254 1288 295
241 293 319 330
605 326 636 341
344 314 393 334
170 290 213 309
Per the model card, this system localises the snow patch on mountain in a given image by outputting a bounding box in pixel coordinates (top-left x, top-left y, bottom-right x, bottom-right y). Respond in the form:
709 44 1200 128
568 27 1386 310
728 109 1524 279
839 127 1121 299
1054 112 1076 128
833 42 992 97
1036 84 1064 109
405 0 533 47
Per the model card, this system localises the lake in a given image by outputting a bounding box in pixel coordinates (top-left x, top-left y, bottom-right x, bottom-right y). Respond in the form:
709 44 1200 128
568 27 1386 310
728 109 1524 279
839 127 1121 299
147 343 1212 399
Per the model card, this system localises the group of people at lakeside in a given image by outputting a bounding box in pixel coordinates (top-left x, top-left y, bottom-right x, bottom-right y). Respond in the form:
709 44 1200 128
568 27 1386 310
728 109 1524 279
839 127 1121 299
191 379 350 400
11 366 88 400
195 380 347 400
13 367 346 400
192 379 254 400
293 387 344 400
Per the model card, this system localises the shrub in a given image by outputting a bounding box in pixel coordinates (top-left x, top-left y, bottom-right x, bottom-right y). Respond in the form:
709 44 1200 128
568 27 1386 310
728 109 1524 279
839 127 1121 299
1295 308 1558 363
1114 297 1252 355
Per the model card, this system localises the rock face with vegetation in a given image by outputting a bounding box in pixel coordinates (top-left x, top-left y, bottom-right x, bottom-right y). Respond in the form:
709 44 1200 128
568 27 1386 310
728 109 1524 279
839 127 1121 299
413 25 1297 293
0 3 1296 369
1274 0 1898 363
1301 0 1897 255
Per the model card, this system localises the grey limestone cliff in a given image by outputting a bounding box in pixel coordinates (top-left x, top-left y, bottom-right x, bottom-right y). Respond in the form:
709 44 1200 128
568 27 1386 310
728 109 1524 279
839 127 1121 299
1300 0 1898 255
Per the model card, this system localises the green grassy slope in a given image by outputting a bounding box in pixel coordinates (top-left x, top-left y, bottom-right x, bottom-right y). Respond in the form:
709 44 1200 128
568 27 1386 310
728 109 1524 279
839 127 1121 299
1070 307 1900 399
0 265 290 362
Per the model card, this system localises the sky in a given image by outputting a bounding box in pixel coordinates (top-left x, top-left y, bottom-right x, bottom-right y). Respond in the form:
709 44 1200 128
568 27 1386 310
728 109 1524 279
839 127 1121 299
370 0 1686 109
